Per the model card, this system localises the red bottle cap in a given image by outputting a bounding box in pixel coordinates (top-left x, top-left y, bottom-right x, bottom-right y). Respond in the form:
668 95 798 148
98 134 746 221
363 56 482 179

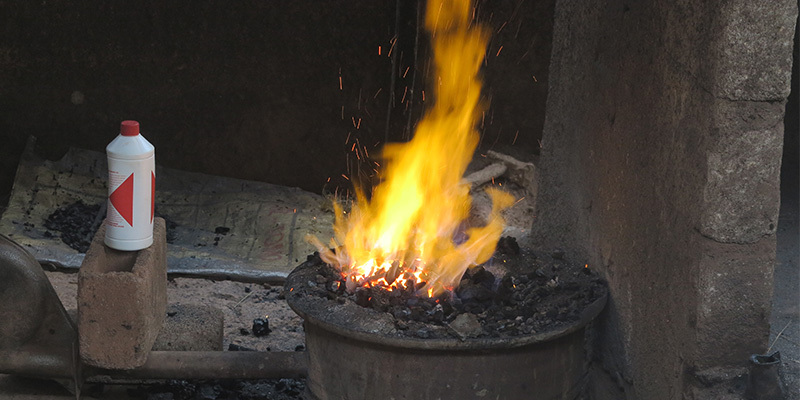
120 120 140 136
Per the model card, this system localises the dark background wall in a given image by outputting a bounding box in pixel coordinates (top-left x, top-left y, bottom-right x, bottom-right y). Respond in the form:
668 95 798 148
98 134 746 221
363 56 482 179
0 0 553 202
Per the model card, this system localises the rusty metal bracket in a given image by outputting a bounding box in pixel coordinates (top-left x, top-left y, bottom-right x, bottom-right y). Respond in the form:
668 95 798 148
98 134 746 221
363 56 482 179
0 234 307 387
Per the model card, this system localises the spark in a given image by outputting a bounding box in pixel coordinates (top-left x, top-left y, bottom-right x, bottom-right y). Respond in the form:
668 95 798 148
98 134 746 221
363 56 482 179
517 49 530 64
403 66 410 78
387 36 397 57
496 46 503 57
497 20 508 33
513 196 526 206
356 118 362 130
341 174 349 181
374 88 382 98
345 131 352 144
339 76 343 90
378 45 382 55
512 130 519 145
532 75 537 82
401 86 408 103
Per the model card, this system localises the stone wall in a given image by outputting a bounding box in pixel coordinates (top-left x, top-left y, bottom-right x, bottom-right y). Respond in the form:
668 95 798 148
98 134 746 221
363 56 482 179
531 0 797 398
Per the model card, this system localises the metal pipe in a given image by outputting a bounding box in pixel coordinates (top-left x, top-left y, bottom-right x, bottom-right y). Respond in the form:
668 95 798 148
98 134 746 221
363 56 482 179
89 351 307 381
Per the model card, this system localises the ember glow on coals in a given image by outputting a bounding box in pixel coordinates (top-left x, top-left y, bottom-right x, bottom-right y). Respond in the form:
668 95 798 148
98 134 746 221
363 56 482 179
308 0 513 297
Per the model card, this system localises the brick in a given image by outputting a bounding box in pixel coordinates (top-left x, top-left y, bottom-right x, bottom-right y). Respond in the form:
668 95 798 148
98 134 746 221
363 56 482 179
78 218 167 369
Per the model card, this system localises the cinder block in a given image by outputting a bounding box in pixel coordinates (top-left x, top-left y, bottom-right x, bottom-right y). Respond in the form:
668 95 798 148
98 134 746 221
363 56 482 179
78 218 167 369
152 304 224 352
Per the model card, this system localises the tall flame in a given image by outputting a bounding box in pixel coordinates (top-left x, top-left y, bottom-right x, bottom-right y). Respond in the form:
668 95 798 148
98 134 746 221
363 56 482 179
309 0 513 297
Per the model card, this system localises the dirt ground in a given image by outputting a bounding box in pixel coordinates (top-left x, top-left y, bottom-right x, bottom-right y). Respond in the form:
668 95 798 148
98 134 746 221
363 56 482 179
44 271 306 354
0 271 306 400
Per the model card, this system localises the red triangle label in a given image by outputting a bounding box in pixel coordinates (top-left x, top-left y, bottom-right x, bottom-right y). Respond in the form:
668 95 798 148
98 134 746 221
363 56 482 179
110 173 134 227
151 171 155 222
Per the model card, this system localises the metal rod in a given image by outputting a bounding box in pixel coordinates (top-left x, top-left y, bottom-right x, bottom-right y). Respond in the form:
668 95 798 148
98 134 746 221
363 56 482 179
89 351 307 381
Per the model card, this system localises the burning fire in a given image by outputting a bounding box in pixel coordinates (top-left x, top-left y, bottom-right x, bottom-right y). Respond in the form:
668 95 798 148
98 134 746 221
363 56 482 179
308 0 512 297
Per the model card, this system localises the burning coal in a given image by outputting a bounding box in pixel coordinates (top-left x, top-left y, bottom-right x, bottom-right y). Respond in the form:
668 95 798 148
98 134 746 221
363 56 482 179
308 0 512 297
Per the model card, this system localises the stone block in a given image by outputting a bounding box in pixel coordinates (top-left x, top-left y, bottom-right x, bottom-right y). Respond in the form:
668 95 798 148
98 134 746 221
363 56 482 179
711 1 797 101
78 218 167 369
700 100 784 244
695 236 776 369
152 304 224 351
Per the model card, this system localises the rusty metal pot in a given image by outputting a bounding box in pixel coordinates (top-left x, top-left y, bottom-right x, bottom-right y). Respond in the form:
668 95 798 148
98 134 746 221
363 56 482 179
286 259 607 400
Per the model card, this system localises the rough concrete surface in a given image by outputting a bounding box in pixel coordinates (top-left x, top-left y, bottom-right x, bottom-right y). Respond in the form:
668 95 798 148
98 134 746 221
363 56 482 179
77 218 167 369
711 1 798 101
695 237 776 369
152 303 224 352
531 0 797 398
700 100 785 244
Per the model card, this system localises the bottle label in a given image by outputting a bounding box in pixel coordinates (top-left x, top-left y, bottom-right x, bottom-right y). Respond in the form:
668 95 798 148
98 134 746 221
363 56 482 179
105 155 155 250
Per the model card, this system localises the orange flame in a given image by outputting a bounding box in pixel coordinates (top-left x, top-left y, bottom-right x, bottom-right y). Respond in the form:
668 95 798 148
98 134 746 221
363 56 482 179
308 0 512 297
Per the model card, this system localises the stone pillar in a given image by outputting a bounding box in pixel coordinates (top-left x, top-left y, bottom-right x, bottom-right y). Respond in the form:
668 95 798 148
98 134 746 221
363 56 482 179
531 0 796 398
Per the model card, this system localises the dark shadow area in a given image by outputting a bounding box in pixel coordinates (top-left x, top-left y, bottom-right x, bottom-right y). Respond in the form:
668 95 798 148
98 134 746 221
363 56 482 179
771 11 799 397
0 0 552 200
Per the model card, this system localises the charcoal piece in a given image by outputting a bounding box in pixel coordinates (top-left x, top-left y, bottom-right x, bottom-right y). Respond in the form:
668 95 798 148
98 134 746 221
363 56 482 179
496 236 521 255
354 287 371 307
294 344 305 351
456 283 494 302
551 249 565 259
391 306 411 320
252 318 272 337
228 343 255 351
195 384 218 400
214 226 230 235
468 267 496 287
416 328 431 338
275 378 304 396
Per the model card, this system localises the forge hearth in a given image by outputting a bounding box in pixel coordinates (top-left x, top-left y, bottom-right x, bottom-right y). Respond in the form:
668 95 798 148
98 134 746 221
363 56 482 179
286 247 607 400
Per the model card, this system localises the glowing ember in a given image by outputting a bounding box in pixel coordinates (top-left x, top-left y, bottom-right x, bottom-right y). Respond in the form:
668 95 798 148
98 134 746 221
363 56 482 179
308 0 512 297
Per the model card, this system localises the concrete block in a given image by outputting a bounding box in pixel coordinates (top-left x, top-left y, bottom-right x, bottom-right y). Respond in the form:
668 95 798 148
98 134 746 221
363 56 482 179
78 218 167 369
152 304 224 351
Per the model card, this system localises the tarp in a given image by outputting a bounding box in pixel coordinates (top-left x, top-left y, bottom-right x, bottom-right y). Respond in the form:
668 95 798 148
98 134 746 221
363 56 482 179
0 138 335 282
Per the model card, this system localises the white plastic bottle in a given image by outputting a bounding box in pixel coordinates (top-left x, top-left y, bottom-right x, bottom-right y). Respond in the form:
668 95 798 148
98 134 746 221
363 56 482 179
105 120 155 251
